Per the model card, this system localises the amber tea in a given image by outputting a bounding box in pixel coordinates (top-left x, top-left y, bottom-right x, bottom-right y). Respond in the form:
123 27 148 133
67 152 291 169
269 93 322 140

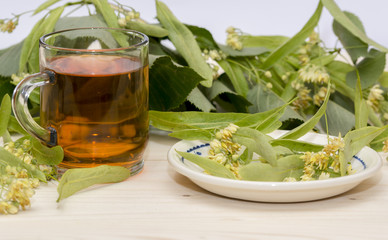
40 55 149 169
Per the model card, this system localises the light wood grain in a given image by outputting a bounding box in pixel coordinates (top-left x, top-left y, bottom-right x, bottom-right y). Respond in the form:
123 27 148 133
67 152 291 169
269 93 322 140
0 133 387 240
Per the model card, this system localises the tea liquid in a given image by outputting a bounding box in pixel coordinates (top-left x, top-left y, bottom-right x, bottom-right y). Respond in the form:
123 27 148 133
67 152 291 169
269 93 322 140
40 55 149 170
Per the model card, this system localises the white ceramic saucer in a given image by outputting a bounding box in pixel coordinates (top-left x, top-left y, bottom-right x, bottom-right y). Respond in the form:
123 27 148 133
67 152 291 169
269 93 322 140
167 131 383 202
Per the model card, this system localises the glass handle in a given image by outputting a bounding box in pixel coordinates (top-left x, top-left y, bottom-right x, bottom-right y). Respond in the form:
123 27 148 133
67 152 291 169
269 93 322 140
12 71 57 146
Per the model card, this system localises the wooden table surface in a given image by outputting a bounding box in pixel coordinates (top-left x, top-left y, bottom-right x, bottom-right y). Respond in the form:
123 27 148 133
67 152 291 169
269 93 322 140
0 133 387 240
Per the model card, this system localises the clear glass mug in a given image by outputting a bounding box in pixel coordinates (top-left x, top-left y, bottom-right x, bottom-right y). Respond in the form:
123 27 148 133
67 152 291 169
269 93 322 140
12 27 149 175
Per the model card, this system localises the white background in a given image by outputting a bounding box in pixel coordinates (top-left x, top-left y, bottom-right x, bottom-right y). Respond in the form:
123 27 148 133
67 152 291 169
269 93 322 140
0 0 387 51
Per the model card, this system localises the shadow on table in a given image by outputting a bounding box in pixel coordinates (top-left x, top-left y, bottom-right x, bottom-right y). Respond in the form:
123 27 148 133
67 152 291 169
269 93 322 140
167 163 385 211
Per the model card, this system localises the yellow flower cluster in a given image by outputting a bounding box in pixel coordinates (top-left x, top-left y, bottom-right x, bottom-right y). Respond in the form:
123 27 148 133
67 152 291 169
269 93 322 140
297 31 320 65
0 166 39 215
0 140 44 215
0 19 18 33
225 26 243 50
118 10 141 27
208 124 241 178
291 86 312 111
367 84 385 112
11 72 30 85
313 86 329 106
300 135 349 181
298 64 330 85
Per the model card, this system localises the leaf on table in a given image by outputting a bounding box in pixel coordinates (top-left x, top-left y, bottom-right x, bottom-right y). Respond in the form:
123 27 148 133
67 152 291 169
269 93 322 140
0 41 23 77
177 151 236 179
127 21 169 38
321 0 388 52
186 87 216 112
0 147 46 182
0 95 11 137
156 0 213 87
346 49 386 89
238 155 304 181
149 56 204 111
332 11 368 63
30 137 64 165
241 35 289 50
261 2 323 69
57 165 131 202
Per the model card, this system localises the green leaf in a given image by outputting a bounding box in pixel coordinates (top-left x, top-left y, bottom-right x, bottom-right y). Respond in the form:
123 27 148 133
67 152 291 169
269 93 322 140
205 79 236 100
55 15 108 30
127 21 169 38
19 6 65 73
149 56 203 111
342 126 388 175
238 155 304 181
57 165 131 202
186 87 216 112
321 0 388 52
346 49 386 89
33 0 61 15
270 139 324 153
169 129 213 141
261 2 323 69
177 151 236 179
30 138 64 165
280 83 331 140
218 45 269 57
217 59 249 97
370 128 388 151
234 127 277 166
0 41 23 77
309 54 336 66
0 95 11 137
378 72 388 88
90 0 119 28
241 35 289 50
8 116 27 135
0 147 46 182
332 11 368 63
320 100 355 136
149 109 286 133
354 73 368 129
186 25 219 50
247 84 302 121
156 0 213 87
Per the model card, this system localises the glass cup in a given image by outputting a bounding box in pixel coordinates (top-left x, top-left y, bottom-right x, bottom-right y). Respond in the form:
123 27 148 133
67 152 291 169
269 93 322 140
12 27 149 175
